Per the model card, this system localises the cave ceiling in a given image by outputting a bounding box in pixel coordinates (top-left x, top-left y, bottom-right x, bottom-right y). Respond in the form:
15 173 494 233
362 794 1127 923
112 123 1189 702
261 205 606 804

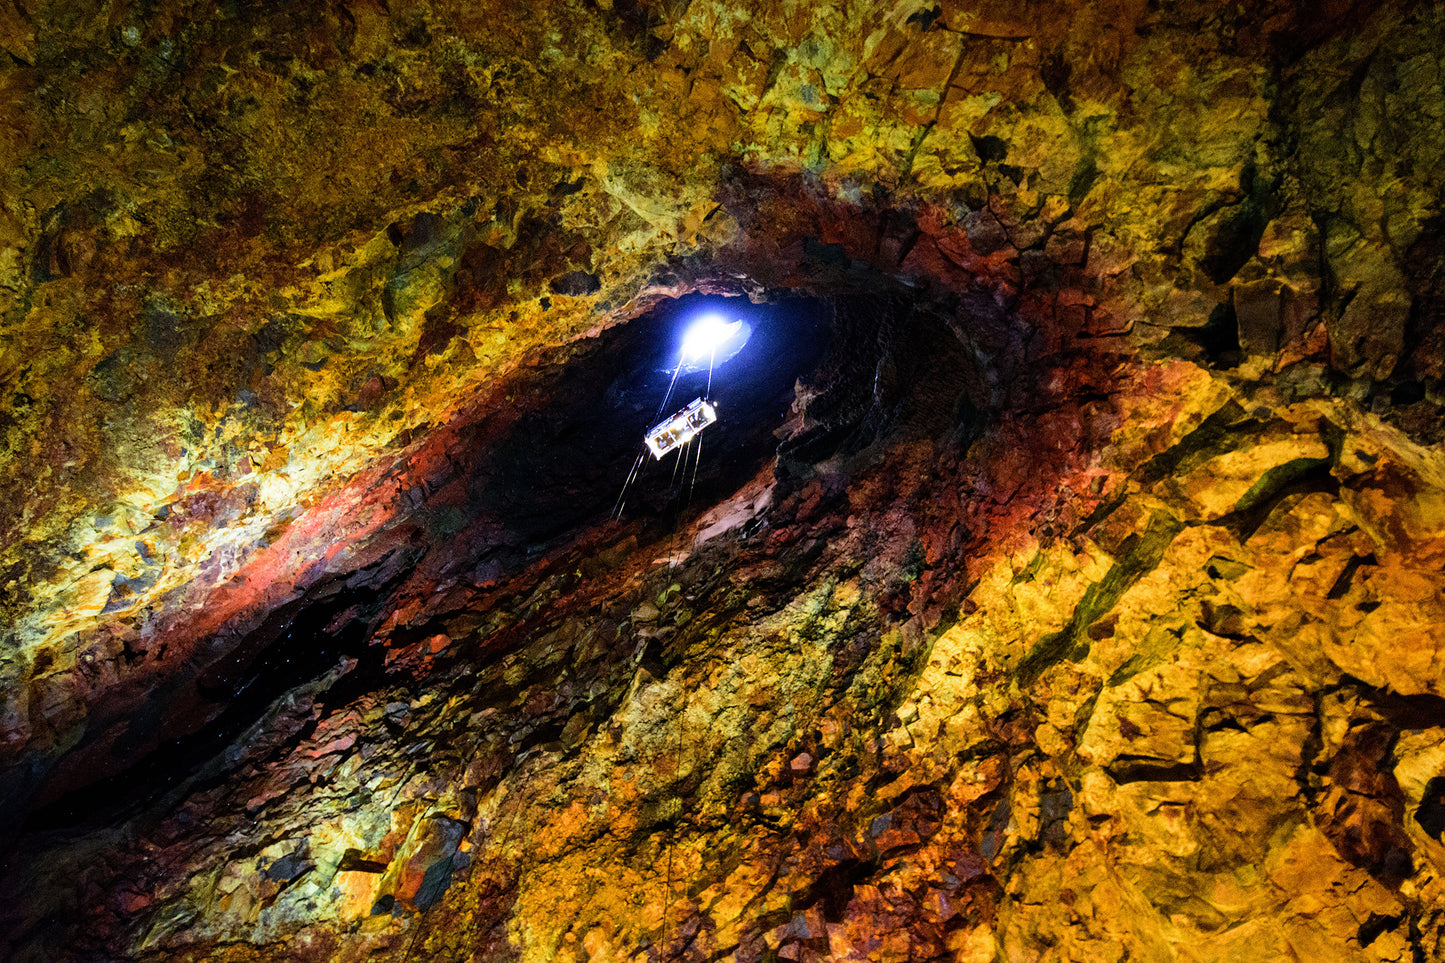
3 0 1445 960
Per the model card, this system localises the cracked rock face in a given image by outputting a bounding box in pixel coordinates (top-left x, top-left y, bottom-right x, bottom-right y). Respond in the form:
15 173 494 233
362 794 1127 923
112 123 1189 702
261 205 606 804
3 0 1445 960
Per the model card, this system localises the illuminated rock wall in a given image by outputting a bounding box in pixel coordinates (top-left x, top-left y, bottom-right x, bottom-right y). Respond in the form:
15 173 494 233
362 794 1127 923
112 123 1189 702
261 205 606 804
2 1 1444 960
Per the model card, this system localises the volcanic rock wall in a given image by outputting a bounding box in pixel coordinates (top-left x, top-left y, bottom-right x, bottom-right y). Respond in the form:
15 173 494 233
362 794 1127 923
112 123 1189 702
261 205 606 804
2 0 1445 960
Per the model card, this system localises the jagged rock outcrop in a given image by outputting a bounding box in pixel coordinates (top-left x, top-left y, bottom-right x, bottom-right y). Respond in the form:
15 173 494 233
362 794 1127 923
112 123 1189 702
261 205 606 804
2 0 1444 960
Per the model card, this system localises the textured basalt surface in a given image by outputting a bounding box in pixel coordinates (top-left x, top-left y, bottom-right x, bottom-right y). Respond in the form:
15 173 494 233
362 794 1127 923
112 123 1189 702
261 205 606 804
3 0 1445 960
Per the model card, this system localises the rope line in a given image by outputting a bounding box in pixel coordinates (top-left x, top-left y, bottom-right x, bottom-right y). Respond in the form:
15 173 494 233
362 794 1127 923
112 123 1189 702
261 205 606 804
655 350 686 422
686 434 702 509
611 451 646 520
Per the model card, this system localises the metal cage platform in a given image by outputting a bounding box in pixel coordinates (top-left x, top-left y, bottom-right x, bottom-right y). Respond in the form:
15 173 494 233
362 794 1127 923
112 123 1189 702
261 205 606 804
644 397 718 459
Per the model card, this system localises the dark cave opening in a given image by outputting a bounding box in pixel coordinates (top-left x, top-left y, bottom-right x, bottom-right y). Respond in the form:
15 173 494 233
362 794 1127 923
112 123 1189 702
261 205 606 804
456 267 999 571
10 260 1001 855
469 290 835 541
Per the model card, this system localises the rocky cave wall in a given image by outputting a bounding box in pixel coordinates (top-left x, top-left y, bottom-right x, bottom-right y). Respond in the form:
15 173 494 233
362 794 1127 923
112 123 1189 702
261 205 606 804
3 0 1445 960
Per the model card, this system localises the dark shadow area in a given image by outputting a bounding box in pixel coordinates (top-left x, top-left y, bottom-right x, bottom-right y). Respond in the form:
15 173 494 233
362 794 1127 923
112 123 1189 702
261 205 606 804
1417 777 1445 840
19 583 385 835
1163 300 1242 369
777 290 993 477
469 291 833 539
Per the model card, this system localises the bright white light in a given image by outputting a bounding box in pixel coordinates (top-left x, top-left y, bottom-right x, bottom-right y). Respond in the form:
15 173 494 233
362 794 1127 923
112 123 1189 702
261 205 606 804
681 313 744 360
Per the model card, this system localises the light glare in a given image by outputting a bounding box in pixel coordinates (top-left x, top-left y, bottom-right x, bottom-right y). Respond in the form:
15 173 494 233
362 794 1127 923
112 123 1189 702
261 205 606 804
681 314 743 360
